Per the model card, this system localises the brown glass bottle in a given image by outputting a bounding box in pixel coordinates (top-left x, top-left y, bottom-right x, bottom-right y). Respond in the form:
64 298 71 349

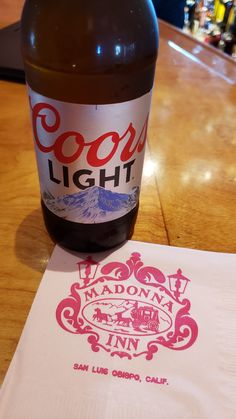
21 0 158 252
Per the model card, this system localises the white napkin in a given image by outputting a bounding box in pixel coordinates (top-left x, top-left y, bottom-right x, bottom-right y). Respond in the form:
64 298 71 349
0 240 235 419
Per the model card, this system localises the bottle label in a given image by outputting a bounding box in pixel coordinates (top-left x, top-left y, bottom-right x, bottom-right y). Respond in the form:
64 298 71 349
29 87 152 224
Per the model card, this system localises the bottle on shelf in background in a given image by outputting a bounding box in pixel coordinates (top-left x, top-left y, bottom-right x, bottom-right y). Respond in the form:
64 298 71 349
226 0 236 30
189 0 198 29
184 0 198 32
21 0 159 252
199 2 208 28
220 0 233 32
221 5 236 55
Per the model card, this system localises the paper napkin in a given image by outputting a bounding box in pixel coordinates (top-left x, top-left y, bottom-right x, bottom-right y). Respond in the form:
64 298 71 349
0 240 235 419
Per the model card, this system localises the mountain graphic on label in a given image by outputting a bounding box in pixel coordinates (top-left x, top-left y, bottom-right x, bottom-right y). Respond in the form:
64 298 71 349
43 186 139 223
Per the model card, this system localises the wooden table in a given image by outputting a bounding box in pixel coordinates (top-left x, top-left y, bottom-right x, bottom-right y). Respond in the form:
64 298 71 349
1 2 236 384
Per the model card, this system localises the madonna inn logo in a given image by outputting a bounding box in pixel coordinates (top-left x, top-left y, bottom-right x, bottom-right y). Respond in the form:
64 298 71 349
56 252 198 360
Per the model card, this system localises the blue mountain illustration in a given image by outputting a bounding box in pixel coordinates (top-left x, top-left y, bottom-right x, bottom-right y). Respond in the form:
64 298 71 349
43 186 139 223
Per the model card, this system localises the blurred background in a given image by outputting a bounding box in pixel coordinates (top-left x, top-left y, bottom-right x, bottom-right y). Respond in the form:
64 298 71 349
152 0 236 60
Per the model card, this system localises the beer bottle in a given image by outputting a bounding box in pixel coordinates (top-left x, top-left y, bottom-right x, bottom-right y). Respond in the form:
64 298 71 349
21 0 158 252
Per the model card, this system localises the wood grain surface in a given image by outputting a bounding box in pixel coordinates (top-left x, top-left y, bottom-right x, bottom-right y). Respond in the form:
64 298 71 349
0 1 236 384
0 0 24 27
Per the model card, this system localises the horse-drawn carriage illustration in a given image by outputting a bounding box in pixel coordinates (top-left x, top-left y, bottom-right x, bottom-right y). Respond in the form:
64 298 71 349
92 301 160 333
131 302 159 332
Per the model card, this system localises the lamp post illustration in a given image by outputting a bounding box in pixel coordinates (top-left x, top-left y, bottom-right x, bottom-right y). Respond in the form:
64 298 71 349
168 269 190 300
77 256 99 286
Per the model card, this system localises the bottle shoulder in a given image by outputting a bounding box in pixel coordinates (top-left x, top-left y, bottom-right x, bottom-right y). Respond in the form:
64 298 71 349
21 0 158 74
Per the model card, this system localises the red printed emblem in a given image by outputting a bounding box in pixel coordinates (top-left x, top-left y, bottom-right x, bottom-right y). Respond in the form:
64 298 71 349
56 253 198 360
